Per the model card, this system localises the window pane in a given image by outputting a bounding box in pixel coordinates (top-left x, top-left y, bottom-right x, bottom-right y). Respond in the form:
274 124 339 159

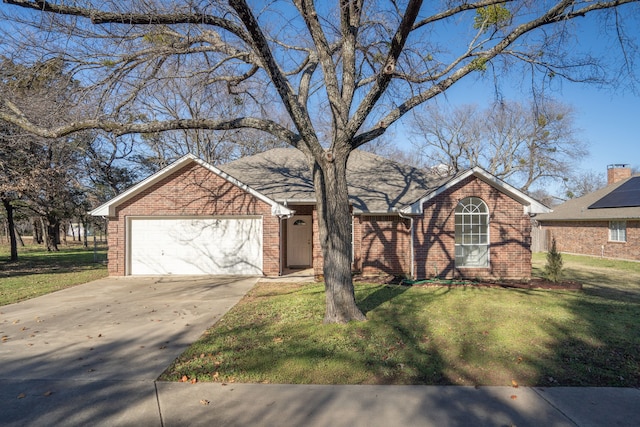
455 244 488 267
455 197 489 267
609 221 626 242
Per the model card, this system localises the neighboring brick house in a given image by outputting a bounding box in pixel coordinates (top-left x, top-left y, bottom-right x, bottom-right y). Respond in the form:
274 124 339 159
91 148 549 280
536 165 640 261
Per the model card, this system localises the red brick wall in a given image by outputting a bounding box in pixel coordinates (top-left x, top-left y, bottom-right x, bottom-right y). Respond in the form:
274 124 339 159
106 163 534 279
607 167 632 185
414 176 532 280
357 215 411 277
106 162 281 276
542 220 640 261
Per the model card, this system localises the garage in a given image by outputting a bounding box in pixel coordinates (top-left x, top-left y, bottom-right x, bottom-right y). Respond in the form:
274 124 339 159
128 217 263 275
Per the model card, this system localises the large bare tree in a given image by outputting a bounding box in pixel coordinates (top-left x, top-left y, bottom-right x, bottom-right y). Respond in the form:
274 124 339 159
411 99 587 192
1 1 638 322
1 56 87 255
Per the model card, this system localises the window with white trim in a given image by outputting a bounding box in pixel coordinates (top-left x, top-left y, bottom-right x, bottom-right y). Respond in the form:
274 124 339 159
455 197 489 267
609 221 626 242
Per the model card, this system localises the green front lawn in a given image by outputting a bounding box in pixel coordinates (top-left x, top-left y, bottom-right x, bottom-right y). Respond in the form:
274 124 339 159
161 253 640 387
0 243 108 306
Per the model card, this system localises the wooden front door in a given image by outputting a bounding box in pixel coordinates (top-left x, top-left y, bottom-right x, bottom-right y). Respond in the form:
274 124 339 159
287 215 312 267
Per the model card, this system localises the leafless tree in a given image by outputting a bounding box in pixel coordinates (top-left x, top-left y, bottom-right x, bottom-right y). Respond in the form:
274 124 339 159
563 169 607 199
133 68 288 168
0 121 24 261
411 99 587 192
1 1 638 322
0 56 89 253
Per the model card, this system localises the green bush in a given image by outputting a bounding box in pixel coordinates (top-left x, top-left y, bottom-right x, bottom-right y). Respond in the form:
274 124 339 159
545 237 563 283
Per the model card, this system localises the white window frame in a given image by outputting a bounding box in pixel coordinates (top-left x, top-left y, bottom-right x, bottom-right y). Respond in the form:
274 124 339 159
609 221 627 242
455 197 490 268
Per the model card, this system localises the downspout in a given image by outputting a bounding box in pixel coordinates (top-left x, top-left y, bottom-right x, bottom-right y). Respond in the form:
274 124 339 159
396 210 415 280
279 215 285 276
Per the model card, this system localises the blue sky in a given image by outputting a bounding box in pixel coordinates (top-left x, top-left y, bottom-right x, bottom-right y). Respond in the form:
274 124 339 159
1 2 637 181
392 8 640 182
404 78 640 178
556 86 639 174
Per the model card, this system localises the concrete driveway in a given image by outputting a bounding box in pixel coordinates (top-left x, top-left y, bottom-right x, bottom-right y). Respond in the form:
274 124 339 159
0 275 258 425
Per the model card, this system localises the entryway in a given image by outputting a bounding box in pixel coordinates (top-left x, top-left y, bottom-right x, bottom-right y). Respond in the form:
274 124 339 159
286 215 312 268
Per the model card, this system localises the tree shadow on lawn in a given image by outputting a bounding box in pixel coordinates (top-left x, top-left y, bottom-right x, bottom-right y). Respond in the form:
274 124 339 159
564 267 640 303
357 283 413 314
0 250 106 279
532 265 640 386
167 277 639 388
531 296 639 387
353 279 640 387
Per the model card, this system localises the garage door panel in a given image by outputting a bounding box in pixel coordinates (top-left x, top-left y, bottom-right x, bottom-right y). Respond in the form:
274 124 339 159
129 218 263 275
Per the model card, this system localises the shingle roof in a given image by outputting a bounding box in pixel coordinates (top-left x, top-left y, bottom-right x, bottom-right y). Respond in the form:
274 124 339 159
219 148 449 212
537 176 640 221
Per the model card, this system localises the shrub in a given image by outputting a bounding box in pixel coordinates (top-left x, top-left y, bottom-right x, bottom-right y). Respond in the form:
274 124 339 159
545 237 563 283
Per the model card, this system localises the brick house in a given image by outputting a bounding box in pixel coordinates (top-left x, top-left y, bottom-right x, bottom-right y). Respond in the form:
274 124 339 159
91 148 549 280
535 165 640 261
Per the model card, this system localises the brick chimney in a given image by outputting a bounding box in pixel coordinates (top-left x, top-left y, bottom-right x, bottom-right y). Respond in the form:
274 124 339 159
607 164 632 185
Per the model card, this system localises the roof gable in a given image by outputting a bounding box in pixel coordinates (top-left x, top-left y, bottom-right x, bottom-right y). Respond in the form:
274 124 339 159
90 154 293 217
400 167 550 215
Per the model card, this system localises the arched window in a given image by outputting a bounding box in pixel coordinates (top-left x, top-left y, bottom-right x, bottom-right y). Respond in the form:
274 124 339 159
455 197 489 267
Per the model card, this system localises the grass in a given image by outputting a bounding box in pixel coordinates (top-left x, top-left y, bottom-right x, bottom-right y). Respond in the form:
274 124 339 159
0 242 108 306
161 253 640 387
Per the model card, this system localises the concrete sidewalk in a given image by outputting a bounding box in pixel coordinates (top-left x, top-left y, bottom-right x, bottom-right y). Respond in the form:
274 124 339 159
155 383 640 427
2 380 639 426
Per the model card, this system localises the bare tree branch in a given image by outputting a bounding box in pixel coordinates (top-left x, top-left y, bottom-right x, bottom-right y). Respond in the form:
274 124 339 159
0 105 299 143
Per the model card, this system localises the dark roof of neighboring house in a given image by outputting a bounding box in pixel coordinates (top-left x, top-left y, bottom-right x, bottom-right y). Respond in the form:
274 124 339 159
589 176 640 208
219 147 450 212
537 175 640 221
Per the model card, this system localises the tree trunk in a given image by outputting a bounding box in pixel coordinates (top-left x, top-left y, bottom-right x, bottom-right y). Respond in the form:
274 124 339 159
15 228 24 247
61 222 68 245
2 198 18 261
33 218 43 244
82 219 88 248
43 217 60 252
312 150 366 323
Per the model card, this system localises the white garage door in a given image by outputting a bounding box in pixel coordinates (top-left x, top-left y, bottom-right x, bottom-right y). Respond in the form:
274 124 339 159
129 217 263 275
